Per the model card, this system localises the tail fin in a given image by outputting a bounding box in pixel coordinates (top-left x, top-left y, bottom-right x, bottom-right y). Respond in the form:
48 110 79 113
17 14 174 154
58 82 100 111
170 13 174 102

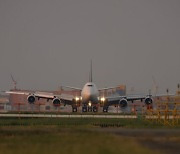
89 60 92 82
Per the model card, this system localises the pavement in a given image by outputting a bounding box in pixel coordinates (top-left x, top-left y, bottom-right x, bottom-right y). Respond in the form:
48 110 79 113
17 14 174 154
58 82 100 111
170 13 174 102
0 113 137 118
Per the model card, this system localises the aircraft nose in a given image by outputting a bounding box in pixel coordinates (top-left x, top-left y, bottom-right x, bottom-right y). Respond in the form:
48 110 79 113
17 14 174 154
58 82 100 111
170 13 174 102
85 93 91 99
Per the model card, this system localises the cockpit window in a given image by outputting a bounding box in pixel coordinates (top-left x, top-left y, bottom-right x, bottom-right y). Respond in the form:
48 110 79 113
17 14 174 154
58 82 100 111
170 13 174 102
87 85 93 87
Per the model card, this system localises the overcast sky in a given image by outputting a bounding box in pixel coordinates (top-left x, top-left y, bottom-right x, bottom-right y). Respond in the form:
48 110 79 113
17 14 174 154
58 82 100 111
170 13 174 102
0 0 180 94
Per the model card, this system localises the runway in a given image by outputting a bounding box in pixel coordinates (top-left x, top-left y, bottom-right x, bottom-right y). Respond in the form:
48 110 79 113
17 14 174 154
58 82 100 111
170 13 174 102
1 114 179 120
0 113 137 119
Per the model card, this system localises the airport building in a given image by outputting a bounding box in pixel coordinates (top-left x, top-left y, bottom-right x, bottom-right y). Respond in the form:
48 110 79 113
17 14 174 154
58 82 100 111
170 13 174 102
0 94 10 112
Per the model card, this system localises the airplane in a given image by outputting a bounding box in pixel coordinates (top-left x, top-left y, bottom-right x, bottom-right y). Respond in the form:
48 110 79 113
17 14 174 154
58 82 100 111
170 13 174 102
5 61 153 112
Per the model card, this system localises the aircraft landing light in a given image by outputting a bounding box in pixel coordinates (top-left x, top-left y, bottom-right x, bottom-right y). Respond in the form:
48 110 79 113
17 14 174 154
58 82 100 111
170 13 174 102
88 102 92 107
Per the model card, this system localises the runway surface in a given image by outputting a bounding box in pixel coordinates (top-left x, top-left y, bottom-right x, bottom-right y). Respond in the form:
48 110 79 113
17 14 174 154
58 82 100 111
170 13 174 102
0 114 179 119
0 113 137 119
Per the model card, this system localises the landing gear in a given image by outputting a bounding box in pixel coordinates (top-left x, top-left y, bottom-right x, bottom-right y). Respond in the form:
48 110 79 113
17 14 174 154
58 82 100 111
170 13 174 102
88 106 92 112
72 107 77 112
93 106 98 112
82 106 98 112
103 106 108 112
82 106 87 112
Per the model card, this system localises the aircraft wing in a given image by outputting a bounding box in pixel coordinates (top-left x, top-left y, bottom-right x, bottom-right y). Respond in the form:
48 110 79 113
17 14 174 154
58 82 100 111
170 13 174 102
5 91 31 95
5 91 76 105
106 95 147 103
98 87 117 91
6 91 54 99
101 94 152 109
106 92 176 102
151 93 175 97
103 93 175 108
61 86 82 91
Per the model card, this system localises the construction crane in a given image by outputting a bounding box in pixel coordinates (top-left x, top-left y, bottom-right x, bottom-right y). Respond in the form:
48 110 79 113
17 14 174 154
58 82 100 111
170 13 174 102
10 74 17 90
177 84 180 95
152 76 158 96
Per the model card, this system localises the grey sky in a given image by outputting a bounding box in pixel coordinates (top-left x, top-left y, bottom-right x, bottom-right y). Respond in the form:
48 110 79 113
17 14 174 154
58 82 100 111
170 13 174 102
0 0 180 94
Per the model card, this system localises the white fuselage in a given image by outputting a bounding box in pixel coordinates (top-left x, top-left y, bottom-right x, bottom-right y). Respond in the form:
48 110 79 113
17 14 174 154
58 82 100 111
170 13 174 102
81 82 99 105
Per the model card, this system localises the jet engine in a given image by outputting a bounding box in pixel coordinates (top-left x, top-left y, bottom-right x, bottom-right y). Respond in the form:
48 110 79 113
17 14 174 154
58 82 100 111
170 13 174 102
119 98 128 108
144 97 153 105
27 95 36 104
52 98 61 106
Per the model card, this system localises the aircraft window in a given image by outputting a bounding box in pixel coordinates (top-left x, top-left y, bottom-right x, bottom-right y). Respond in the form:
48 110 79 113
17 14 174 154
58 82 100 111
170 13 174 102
87 85 93 87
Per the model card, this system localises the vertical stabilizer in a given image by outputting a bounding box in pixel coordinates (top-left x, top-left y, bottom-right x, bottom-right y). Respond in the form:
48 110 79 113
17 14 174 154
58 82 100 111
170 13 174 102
89 60 92 82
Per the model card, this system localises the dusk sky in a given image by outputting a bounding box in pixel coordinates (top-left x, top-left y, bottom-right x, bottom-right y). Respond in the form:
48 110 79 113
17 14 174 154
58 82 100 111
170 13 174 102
0 0 180 94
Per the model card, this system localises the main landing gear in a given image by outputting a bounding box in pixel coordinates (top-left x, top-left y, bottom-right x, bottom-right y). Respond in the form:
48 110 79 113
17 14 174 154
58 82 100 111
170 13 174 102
103 106 109 112
72 107 78 112
92 106 98 112
82 106 87 112
82 106 98 112
72 105 106 113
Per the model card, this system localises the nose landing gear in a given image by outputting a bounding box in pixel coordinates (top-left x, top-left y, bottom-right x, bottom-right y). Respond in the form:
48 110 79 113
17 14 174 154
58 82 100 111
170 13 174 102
88 106 92 112
82 105 98 112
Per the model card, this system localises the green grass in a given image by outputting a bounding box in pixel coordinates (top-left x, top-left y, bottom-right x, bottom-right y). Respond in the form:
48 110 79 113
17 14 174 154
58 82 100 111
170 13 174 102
0 117 162 128
0 126 163 154
0 118 180 154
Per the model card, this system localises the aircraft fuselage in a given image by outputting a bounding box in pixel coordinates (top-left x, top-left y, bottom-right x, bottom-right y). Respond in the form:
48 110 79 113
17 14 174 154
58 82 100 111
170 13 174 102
81 82 99 105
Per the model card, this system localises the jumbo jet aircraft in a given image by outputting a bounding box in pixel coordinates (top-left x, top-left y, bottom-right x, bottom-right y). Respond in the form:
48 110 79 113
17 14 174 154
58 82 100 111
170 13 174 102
5 62 153 112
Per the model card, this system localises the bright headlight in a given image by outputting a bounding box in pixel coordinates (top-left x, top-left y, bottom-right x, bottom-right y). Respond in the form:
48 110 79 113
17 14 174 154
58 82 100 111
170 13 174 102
75 97 80 101
88 102 92 107
100 97 105 102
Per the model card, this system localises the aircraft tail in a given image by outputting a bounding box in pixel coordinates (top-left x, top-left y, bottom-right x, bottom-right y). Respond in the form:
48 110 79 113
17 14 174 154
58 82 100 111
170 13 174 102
89 60 92 82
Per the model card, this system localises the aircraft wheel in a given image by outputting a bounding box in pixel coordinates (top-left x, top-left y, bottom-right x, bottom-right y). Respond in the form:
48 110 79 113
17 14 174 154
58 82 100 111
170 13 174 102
93 106 98 112
72 107 77 112
82 107 87 112
103 107 108 112
88 107 92 112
